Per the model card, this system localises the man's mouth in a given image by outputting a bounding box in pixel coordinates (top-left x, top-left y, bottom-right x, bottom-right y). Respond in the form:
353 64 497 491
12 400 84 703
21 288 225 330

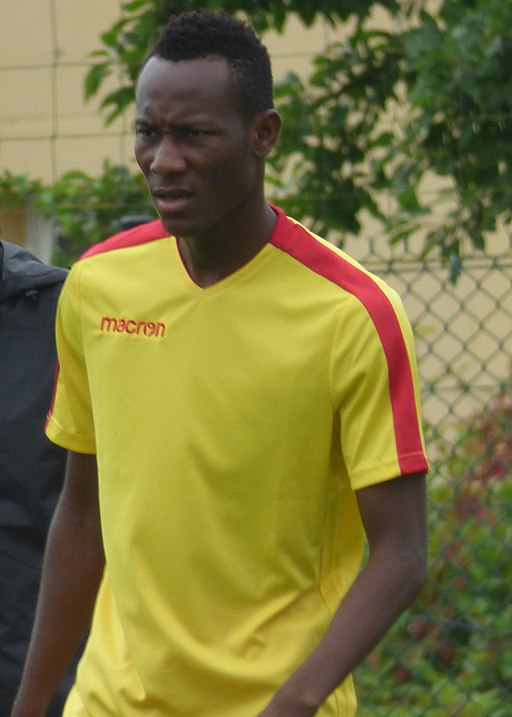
151 189 193 213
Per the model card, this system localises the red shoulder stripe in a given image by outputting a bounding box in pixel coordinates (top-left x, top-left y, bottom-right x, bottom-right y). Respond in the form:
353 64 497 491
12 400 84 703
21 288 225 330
80 219 167 260
270 208 427 476
45 362 60 431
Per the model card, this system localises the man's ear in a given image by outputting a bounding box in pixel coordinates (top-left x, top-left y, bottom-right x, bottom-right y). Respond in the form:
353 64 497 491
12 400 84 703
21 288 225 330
252 109 282 158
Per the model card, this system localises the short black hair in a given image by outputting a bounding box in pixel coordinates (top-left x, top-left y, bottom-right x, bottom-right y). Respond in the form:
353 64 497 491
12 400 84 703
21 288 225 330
148 10 274 120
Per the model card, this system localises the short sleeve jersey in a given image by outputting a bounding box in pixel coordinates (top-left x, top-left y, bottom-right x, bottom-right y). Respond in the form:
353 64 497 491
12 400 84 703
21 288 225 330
47 206 428 717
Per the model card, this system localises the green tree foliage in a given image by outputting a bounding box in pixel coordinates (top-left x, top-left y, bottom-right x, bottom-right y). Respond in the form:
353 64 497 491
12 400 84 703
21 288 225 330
38 162 155 265
268 26 402 239
84 0 399 123
84 0 512 278
0 163 155 266
389 0 512 278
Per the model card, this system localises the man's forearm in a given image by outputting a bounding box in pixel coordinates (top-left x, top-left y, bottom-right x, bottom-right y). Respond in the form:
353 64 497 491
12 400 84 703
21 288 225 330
259 541 426 716
258 473 427 717
11 453 105 717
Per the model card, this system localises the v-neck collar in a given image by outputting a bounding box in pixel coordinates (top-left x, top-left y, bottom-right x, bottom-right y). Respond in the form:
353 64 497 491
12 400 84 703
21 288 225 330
170 205 287 295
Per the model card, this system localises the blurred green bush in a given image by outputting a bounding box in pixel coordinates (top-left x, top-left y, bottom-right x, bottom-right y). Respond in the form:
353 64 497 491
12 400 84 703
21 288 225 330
356 380 512 716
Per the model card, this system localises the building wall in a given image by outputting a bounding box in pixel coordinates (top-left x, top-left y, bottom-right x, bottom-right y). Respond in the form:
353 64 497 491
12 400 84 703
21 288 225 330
0 1 333 182
1 0 127 180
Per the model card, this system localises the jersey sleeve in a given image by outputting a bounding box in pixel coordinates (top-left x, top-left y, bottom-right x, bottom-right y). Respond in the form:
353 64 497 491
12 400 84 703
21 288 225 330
45 262 96 453
330 283 428 491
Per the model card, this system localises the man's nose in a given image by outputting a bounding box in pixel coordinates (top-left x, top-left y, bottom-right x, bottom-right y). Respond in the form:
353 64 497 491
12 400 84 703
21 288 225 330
150 136 186 175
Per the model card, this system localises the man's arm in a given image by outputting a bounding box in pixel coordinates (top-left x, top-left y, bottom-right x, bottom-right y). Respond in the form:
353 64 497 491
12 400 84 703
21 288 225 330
11 451 105 717
258 472 427 717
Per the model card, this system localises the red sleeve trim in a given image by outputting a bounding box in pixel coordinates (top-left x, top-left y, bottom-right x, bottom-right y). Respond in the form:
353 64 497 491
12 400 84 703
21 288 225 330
269 207 428 476
45 362 60 431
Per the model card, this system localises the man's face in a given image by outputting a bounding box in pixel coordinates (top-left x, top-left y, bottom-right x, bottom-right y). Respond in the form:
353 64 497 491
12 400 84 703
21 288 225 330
135 56 261 241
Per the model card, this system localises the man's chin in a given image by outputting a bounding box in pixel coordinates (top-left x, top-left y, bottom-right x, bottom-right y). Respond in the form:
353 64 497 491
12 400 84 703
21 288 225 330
159 215 190 239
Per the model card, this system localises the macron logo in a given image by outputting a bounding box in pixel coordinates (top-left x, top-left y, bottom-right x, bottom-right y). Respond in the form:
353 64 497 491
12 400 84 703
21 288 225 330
100 316 166 338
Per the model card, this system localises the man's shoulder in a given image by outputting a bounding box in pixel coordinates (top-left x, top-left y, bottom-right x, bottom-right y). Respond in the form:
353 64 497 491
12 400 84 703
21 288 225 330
272 210 413 351
273 209 396 303
80 219 167 261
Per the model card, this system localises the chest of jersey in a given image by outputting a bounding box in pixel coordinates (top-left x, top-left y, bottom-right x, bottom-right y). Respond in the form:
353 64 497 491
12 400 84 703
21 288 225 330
80 242 347 496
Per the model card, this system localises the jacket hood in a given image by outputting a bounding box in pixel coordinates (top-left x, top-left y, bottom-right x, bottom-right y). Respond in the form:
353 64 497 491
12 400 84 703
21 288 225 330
0 240 68 302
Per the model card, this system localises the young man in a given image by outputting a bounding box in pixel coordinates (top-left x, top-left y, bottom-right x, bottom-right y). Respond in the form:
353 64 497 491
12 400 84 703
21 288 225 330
12 10 428 717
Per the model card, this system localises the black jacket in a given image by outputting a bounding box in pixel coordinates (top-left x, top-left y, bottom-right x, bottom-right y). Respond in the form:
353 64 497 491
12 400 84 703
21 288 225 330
0 241 68 539
0 241 73 716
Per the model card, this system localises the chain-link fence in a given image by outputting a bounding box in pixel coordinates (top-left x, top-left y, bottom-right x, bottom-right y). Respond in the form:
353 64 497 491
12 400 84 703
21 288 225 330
348 240 512 716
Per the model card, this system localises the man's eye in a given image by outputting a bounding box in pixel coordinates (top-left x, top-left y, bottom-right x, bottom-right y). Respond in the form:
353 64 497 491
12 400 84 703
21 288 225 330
182 128 207 139
136 126 158 138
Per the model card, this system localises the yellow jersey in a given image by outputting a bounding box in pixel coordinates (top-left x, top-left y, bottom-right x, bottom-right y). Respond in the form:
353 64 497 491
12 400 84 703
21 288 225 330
47 206 428 717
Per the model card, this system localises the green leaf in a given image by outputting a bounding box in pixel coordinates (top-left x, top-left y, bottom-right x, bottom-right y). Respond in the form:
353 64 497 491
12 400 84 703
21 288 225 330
84 63 111 101
101 87 136 125
122 0 148 11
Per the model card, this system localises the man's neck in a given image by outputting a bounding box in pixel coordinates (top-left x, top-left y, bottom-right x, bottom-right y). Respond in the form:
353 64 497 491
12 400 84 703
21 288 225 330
177 203 277 288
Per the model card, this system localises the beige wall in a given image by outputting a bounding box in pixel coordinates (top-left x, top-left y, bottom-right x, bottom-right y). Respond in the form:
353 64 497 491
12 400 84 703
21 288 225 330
0 1 334 182
1 0 134 179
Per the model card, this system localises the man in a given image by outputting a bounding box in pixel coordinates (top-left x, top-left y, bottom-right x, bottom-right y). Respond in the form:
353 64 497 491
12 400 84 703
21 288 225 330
12 10 428 717
0 240 74 716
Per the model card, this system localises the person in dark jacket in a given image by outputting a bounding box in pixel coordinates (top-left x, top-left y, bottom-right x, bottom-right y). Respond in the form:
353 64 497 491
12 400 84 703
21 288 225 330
0 240 74 716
